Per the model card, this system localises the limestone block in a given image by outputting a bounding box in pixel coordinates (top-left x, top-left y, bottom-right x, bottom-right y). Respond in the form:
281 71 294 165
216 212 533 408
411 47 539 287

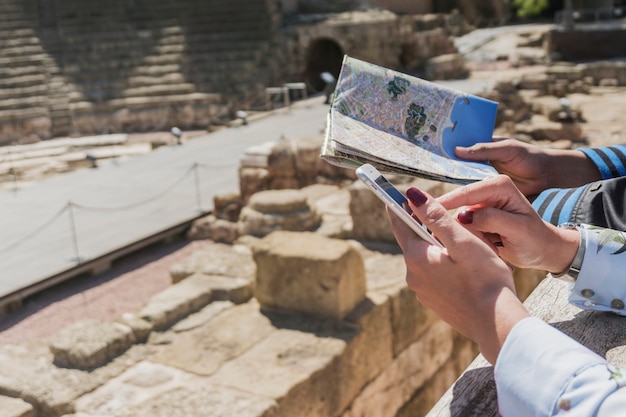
239 166 269 204
114 385 277 417
267 140 296 178
304 185 352 238
348 180 396 242
239 189 322 237
294 135 324 185
116 312 154 343
186 215 240 244
209 325 352 417
201 274 253 304
518 72 549 92
169 242 255 283
253 231 366 320
49 319 136 370
139 274 214 330
0 396 34 417
516 117 584 142
151 300 276 376
213 191 242 222
424 53 468 81
344 320 455 417
338 293 394 412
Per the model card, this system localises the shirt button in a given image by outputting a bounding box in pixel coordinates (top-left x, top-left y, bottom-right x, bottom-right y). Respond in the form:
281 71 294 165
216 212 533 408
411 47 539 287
611 299 625 310
558 398 571 410
581 289 595 297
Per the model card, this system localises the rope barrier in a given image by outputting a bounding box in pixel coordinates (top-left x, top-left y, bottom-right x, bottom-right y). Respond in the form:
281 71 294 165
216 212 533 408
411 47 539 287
0 161 212 256
71 164 196 212
0 203 70 254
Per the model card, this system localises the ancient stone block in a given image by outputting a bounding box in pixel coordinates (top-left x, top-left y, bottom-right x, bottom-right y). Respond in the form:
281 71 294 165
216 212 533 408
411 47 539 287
49 320 136 370
139 274 214 330
213 191 242 222
151 300 276 376
424 53 468 80
116 312 154 343
0 396 34 417
208 325 351 417
169 242 255 284
239 189 321 237
294 135 323 186
344 320 455 417
253 231 366 320
186 215 240 243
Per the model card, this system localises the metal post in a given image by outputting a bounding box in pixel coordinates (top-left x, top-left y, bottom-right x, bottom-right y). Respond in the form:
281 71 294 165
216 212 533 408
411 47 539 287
193 163 203 212
67 202 82 263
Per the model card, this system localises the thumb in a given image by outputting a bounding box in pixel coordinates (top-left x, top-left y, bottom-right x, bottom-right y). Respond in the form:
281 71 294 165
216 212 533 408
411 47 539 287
454 139 511 162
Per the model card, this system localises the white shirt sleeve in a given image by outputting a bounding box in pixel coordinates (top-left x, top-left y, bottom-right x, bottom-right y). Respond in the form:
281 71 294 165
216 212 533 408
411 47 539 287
566 224 626 315
495 317 626 417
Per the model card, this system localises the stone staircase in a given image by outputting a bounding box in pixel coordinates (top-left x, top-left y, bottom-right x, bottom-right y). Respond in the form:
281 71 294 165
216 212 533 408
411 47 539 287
0 0 283 144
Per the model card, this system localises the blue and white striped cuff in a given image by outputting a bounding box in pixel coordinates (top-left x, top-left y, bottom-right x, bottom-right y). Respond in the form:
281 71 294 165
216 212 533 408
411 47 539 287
579 145 626 180
532 186 585 225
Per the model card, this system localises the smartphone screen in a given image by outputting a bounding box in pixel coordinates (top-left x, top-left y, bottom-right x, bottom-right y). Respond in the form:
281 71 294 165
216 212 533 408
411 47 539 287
356 164 443 247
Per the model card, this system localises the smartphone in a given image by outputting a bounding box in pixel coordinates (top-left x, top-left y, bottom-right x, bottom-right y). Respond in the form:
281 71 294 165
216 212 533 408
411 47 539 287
355 163 443 247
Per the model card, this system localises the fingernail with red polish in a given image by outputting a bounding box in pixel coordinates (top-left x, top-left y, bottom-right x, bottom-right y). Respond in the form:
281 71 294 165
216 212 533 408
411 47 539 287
458 210 474 225
406 187 427 207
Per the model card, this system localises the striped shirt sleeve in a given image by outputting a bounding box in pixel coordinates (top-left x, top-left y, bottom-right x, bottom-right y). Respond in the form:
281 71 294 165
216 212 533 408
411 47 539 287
579 144 626 180
532 185 586 225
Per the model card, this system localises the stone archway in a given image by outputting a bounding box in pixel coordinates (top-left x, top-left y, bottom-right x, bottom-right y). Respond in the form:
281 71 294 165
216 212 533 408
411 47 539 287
304 38 345 92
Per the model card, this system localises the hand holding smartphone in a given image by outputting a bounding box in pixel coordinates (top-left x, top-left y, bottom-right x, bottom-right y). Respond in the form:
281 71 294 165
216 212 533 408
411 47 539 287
355 164 443 247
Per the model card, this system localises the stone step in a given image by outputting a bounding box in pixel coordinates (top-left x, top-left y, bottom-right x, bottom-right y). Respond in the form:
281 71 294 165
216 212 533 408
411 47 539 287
0 96 47 111
0 54 47 68
0 106 48 121
0 35 41 48
0 73 47 87
0 84 48 100
70 92 224 112
0 28 36 40
0 44 44 58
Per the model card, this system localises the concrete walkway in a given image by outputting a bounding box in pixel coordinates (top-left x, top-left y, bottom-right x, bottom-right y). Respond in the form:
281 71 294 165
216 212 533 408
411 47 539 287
0 97 330 309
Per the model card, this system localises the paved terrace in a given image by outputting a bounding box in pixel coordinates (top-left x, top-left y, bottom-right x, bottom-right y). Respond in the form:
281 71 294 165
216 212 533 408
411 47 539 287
0 97 330 312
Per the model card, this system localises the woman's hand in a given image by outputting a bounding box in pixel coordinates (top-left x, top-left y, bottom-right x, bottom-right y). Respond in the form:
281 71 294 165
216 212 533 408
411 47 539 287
388 186 529 364
437 175 580 274
455 137 601 197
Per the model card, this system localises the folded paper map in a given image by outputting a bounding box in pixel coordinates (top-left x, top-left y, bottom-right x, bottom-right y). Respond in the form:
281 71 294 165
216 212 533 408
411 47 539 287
321 55 499 184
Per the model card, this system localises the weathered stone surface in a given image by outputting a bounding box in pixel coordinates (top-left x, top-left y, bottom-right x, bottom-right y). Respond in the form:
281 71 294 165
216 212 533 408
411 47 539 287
515 115 583 142
139 274 214 330
247 189 309 213
294 135 324 186
344 320 455 417
0 396 34 417
424 53 468 80
200 274 253 304
169 242 255 283
209 325 351 417
239 189 322 237
150 300 276 376
301 184 351 238
338 293 394 412
115 385 277 417
74 361 278 417
0 343 151 417
186 215 241 243
171 300 234 333
115 313 153 344
49 319 136 370
213 191 242 222
239 166 270 204
253 231 366 320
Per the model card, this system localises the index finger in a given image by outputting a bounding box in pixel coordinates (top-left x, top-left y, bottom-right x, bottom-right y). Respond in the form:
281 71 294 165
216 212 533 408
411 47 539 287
437 175 525 212
405 187 475 251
